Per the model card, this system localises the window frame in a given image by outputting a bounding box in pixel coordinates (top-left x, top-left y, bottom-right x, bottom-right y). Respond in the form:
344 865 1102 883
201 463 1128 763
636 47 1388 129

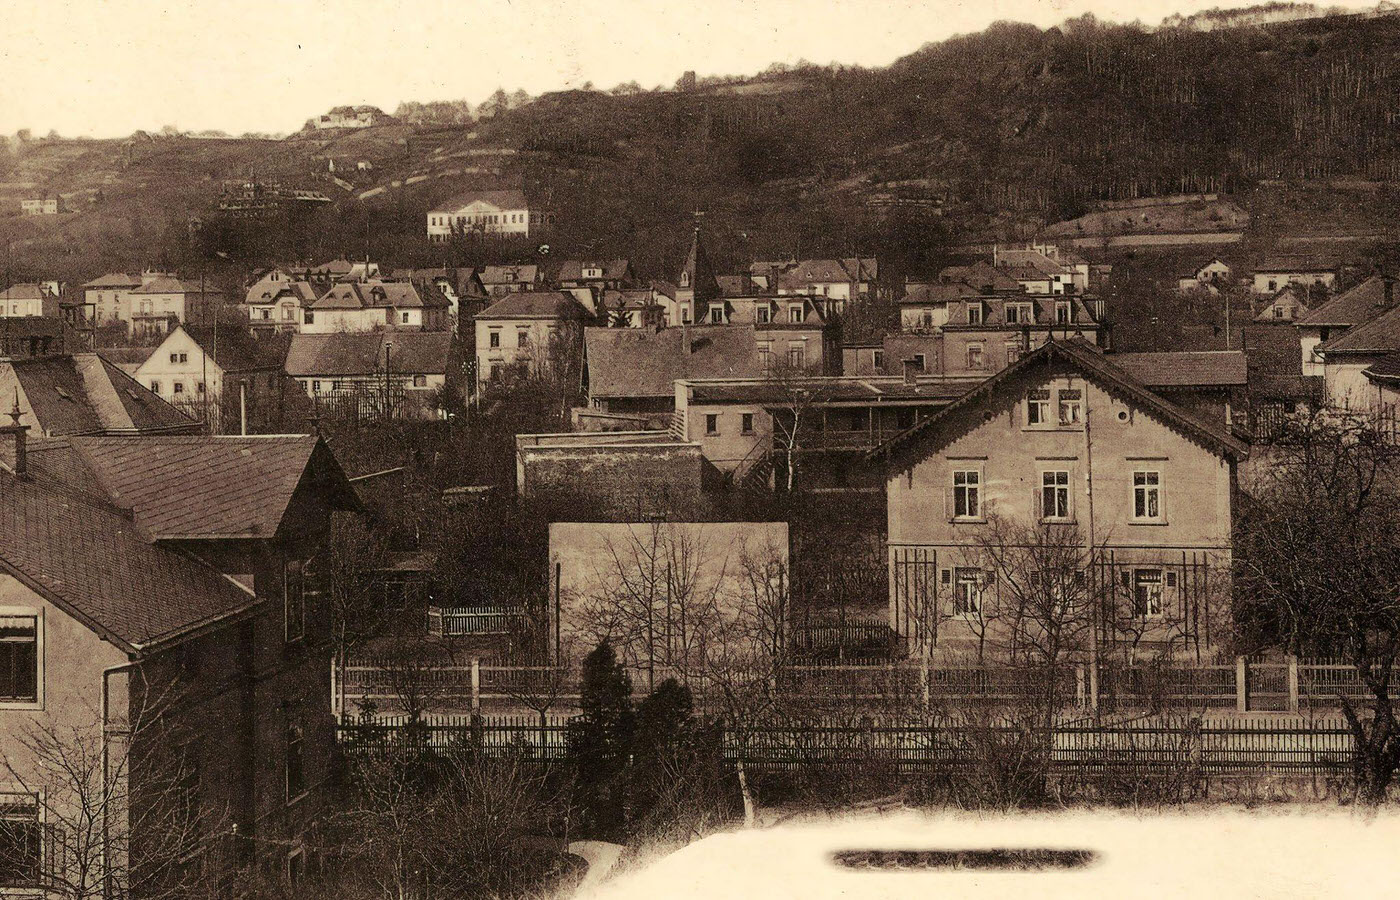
951 468 982 521
0 610 41 709
488 329 501 349
1057 388 1082 427
740 412 755 435
966 301 983 325
952 567 984 617
966 342 985 370
1132 470 1164 523
284 558 307 645
1132 568 1165 619
1026 389 1051 427
1040 469 1071 521
704 413 719 437
0 791 42 888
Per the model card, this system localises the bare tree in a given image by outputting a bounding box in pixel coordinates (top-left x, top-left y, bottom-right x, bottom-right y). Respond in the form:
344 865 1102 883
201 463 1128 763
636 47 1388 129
765 365 831 492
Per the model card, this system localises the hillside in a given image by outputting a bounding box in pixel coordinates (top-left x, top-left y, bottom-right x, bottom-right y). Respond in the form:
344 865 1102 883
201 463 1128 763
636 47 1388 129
7 4 1400 284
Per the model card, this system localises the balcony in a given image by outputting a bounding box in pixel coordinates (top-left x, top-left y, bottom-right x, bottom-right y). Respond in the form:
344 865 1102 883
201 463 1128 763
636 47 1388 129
426 606 529 638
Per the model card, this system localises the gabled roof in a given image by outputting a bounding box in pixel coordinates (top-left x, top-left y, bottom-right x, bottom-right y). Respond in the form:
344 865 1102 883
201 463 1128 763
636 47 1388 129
554 259 630 282
246 278 320 306
778 259 855 287
1296 276 1394 327
1255 254 1338 273
943 295 1097 327
1109 350 1248 388
995 249 1071 276
0 284 52 301
82 273 142 289
1363 350 1400 382
1316 302 1400 354
937 262 1022 293
284 331 454 377
479 264 540 285
309 259 357 276
585 325 759 399
8 354 195 435
311 281 433 310
477 291 589 320
868 338 1247 468
131 276 220 295
64 434 359 541
430 189 530 214
0 445 256 653
180 325 282 372
679 228 721 302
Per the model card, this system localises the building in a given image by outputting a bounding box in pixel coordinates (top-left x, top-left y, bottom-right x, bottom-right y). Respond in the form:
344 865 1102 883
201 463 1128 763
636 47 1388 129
870 338 1246 662
552 259 633 293
247 279 321 335
0 284 59 319
126 276 223 339
1253 285 1308 323
516 431 705 519
0 430 361 893
19 195 65 215
0 353 196 435
1251 255 1338 295
285 331 457 419
397 268 492 321
132 325 285 431
1106 350 1248 430
478 264 543 298
993 244 1088 294
0 316 77 359
584 325 759 417
1177 258 1232 294
81 273 143 326
936 294 1102 376
773 257 879 316
1295 275 1397 377
306 259 379 282
936 262 1021 294
1313 302 1400 410
599 289 665 328
313 104 394 129
672 375 982 491
898 282 964 332
1359 351 1400 414
302 281 450 334
473 291 591 389
426 190 551 241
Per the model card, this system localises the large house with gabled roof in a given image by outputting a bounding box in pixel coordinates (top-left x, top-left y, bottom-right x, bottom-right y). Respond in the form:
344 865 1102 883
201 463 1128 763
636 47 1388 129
0 428 361 895
0 352 196 436
869 338 1245 664
303 280 449 334
426 189 552 241
473 291 592 389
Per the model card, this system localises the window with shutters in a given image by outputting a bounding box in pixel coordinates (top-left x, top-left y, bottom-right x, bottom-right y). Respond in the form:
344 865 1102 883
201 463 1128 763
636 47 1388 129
1133 471 1163 521
1040 470 1070 520
952 470 980 520
0 793 41 888
0 615 39 705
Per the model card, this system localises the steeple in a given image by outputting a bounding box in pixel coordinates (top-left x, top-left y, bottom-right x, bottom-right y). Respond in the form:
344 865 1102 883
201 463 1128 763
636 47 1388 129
679 225 721 303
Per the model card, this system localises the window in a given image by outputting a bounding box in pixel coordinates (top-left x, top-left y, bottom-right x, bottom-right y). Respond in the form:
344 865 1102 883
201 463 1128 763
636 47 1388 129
1025 389 1050 426
787 345 805 368
311 380 321 393
285 721 306 801
172 382 184 394
913 353 926 373
284 559 306 643
952 469 980 519
0 792 41 888
966 342 985 370
741 413 754 435
1058 388 1082 426
1268 279 1278 292
516 328 529 348
755 305 770 324
488 329 501 348
1005 302 1022 324
1041 470 1070 520
705 414 719 436
1055 301 1071 324
169 352 178 363
196 382 206 394
953 568 983 616
332 380 344 391
758 342 771 371
967 302 983 325
401 311 410 324
788 305 804 324
304 311 315 325
1132 569 1164 618
1133 471 1162 520
413 375 427 388
282 305 295 321
681 307 692 324
1005 341 1022 364
0 616 38 703
150 380 161 394
709 306 724 324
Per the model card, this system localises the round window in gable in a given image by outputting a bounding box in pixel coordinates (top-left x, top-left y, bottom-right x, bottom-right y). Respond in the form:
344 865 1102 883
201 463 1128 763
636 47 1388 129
1118 410 1129 422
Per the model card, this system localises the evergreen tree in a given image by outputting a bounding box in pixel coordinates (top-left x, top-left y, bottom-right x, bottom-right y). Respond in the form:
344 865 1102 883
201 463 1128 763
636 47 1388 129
565 642 634 837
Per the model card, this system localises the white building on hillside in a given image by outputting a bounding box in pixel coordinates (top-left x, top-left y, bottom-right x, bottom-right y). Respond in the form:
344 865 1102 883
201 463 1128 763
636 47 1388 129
426 190 551 241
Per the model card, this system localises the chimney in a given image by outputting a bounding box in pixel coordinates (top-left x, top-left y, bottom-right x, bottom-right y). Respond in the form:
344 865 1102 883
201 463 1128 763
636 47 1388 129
0 392 29 477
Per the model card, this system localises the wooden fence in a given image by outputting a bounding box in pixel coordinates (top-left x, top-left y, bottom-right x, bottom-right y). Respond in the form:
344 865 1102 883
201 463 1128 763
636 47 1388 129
335 712 1355 776
334 655 1400 719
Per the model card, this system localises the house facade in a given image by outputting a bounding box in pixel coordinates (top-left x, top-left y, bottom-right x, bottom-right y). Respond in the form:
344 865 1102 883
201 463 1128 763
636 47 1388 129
0 284 59 319
302 281 449 334
1296 276 1397 377
127 276 223 339
873 340 1245 664
285 331 456 419
1251 256 1337 295
473 292 590 389
426 190 551 241
133 325 283 432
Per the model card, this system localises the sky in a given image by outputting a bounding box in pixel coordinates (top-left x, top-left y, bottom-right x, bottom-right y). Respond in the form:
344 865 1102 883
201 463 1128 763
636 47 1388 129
0 0 1377 138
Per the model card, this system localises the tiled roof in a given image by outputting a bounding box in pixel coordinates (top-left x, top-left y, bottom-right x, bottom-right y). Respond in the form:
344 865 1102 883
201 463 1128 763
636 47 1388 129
65 435 339 540
943 296 1097 327
996 249 1071 276
284 331 454 377
901 282 968 305
869 338 1247 466
1317 302 1400 354
182 325 282 372
679 229 721 302
0 284 51 301
311 281 431 310
8 354 194 435
430 189 530 214
479 264 540 285
131 277 220 295
685 376 983 405
96 346 156 367
1296 276 1395 327
1255 254 1338 273
937 262 1022 293
82 273 142 289
554 259 630 282
0 449 256 651
310 259 357 276
716 275 756 297
602 289 657 311
1109 351 1248 388
477 291 589 320
779 259 853 286
1363 350 1400 381
585 325 759 398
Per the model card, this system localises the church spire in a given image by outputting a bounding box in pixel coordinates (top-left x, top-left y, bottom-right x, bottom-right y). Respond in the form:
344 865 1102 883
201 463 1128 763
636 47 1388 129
679 223 720 303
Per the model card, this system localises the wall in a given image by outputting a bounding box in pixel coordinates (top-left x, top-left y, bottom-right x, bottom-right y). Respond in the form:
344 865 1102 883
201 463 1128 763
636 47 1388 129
1252 272 1336 294
1324 355 1387 409
301 308 387 334
474 317 562 386
518 440 704 519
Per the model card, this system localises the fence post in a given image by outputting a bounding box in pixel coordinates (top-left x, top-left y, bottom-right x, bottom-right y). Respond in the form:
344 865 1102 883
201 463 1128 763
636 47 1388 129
1235 656 1248 713
920 657 930 715
1075 665 1086 710
471 658 481 714
1288 655 1299 712
330 657 340 721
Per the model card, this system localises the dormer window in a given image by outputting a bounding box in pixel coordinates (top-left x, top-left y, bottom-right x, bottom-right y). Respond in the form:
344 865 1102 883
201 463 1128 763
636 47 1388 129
505 271 516 282
680 271 690 288
788 304 804 324
1056 301 1072 324
967 302 983 325
709 305 724 324
756 305 771 324
1006 302 1032 324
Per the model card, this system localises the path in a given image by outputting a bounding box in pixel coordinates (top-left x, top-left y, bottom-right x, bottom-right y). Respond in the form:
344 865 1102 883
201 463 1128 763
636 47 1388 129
568 840 625 896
